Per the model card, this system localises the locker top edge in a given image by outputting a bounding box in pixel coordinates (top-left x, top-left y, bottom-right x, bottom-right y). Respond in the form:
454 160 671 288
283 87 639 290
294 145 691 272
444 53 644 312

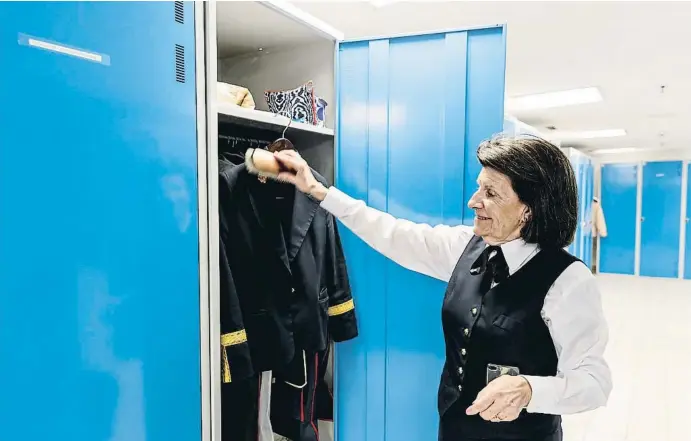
340 23 506 45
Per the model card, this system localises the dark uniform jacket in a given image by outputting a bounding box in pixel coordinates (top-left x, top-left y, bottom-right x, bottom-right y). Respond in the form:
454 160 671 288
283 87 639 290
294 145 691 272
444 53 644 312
218 160 358 385
438 236 577 440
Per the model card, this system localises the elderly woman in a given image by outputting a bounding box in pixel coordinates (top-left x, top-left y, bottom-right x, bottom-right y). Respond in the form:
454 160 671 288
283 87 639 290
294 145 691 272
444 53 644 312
273 136 612 441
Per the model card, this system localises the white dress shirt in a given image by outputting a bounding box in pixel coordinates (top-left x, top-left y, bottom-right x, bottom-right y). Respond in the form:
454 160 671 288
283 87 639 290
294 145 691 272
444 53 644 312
320 186 612 416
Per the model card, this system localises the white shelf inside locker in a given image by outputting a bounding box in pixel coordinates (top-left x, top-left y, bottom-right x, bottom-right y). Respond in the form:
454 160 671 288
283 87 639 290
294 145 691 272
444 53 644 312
217 103 335 137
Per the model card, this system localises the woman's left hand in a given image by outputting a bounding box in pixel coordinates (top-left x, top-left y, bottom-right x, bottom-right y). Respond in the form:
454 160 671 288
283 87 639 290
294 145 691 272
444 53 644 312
465 375 533 422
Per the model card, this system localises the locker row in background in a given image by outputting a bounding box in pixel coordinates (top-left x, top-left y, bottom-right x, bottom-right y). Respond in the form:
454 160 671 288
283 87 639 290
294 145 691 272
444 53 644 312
565 149 596 270
599 161 691 279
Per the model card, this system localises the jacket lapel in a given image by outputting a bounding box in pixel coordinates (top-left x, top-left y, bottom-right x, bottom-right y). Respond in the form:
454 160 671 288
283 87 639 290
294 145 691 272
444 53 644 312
245 176 291 271
287 189 319 262
244 171 318 271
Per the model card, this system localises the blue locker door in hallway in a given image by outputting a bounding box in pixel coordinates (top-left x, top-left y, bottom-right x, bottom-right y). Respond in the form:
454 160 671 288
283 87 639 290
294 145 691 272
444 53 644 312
599 164 638 275
577 157 588 259
336 27 506 441
566 155 578 256
686 163 691 279
640 161 683 278
0 3 201 441
582 162 594 268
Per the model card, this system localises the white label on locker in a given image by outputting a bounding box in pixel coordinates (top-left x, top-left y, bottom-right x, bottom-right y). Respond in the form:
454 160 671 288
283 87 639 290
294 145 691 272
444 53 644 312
656 173 665 177
18 33 111 66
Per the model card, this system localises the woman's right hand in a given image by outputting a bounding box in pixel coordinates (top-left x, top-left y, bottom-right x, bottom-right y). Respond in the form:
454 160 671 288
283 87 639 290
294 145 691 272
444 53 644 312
274 150 328 201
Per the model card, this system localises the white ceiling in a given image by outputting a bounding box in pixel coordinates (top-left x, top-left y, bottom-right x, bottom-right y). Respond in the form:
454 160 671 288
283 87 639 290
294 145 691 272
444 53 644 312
217 1 324 58
291 1 691 153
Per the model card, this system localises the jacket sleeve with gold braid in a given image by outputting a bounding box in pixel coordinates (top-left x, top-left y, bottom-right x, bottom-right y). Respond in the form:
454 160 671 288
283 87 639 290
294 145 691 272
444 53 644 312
218 172 253 384
219 236 253 383
325 213 358 342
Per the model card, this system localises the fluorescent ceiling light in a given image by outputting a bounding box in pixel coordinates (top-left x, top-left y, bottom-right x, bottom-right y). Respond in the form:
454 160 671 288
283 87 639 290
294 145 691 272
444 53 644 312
505 87 602 111
591 148 641 155
549 129 626 140
263 0 345 41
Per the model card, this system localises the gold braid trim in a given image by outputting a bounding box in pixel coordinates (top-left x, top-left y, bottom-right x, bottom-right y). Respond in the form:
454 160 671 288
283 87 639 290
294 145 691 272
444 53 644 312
221 330 248 383
328 299 355 316
222 348 232 383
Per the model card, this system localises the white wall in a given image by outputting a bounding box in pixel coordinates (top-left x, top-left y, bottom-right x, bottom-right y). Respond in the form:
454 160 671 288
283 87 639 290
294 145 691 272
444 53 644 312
218 41 336 128
592 148 691 164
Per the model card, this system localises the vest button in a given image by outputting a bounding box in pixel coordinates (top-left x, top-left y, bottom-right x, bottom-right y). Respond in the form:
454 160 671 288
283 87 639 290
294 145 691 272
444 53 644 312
471 307 478 316
463 328 470 337
457 385 463 392
458 367 463 375
292 288 295 293
461 348 467 356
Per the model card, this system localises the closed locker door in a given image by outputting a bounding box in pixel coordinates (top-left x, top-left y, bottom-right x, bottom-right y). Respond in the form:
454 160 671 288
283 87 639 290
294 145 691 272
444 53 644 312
582 162 594 268
568 156 583 256
578 158 589 260
640 161 683 278
599 164 638 275
336 26 506 441
685 163 691 279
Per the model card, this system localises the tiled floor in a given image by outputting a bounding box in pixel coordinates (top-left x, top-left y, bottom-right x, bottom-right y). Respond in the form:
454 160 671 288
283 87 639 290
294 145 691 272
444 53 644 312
562 274 691 441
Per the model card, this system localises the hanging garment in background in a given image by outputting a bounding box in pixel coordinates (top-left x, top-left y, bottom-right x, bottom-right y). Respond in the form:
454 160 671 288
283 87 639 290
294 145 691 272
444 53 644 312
218 160 358 376
221 371 274 441
219 237 253 383
591 199 608 237
218 160 358 440
258 371 274 441
271 346 332 441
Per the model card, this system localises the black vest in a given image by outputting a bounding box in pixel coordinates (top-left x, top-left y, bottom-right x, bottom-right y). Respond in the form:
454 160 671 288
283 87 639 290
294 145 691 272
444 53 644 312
438 236 578 440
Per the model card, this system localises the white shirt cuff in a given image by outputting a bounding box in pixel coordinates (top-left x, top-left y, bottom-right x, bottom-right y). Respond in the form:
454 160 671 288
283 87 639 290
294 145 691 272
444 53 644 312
522 375 556 414
319 186 355 218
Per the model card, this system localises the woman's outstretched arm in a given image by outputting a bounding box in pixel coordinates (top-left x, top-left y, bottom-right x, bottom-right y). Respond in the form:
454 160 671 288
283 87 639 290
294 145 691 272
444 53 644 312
275 150 474 282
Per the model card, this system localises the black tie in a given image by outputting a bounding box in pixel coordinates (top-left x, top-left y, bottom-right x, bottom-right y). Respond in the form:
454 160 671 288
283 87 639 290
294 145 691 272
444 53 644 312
470 246 510 286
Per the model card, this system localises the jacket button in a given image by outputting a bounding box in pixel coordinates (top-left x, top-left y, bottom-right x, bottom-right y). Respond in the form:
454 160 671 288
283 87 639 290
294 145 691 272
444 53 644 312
463 328 470 337
457 385 463 392
471 307 478 316
458 367 463 375
461 348 467 356
291 288 295 293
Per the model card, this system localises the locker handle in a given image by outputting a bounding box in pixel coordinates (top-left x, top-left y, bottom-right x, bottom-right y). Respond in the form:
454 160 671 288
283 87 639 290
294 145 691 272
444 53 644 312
640 216 645 222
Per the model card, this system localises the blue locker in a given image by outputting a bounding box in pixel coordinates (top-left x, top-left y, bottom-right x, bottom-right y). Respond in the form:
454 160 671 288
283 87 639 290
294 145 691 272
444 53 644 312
686 163 691 279
565 150 591 261
583 162 594 268
599 164 638 275
575 157 586 258
0 3 201 441
335 27 506 441
640 161 683 278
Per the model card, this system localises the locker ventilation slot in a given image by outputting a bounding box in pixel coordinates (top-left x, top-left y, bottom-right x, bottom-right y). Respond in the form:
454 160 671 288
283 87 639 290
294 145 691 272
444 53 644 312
175 45 185 83
174 2 184 24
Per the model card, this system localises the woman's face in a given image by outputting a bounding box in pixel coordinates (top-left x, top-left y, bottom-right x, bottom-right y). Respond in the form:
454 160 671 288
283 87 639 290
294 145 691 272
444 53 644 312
467 167 528 245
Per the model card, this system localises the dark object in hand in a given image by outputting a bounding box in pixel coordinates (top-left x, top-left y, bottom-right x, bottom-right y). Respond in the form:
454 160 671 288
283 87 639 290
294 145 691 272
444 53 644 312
486 363 520 384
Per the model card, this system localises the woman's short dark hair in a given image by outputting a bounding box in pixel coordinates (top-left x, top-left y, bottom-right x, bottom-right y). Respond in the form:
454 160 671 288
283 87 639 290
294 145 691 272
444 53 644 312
476 135 578 249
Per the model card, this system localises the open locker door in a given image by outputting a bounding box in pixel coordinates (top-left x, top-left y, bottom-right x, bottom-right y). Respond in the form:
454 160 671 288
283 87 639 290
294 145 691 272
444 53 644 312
0 3 206 441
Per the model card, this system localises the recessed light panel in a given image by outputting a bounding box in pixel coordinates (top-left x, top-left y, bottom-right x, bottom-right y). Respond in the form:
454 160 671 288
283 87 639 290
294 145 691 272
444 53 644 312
591 147 640 155
505 87 603 111
550 129 626 140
